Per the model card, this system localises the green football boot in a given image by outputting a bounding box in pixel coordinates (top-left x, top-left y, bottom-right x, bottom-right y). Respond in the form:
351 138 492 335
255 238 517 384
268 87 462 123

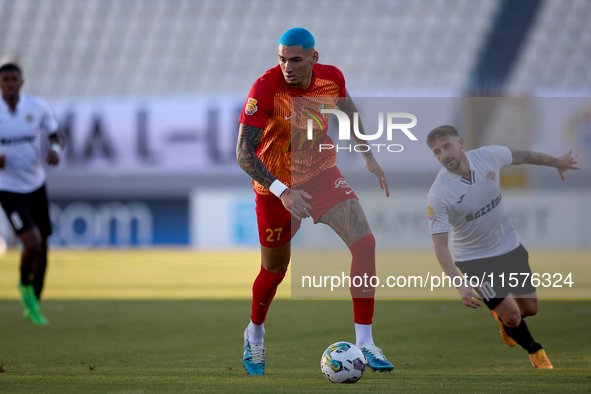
18 284 49 325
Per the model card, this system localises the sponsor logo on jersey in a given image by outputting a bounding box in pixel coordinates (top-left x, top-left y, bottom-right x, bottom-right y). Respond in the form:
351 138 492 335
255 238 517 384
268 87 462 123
465 193 502 222
26 113 34 123
1 135 36 145
334 178 349 189
427 206 434 220
486 170 496 183
245 98 258 115
456 194 465 203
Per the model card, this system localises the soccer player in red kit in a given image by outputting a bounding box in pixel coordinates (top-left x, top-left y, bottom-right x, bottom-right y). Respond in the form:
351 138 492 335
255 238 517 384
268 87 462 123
236 28 393 375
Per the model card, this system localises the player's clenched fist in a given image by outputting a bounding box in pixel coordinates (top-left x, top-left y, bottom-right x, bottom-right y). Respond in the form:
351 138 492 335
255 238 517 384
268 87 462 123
280 189 312 220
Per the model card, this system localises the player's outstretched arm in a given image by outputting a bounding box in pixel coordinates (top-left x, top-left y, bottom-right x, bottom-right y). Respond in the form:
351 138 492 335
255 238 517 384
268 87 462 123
236 123 312 220
509 147 580 181
46 130 66 165
432 233 483 309
339 91 390 197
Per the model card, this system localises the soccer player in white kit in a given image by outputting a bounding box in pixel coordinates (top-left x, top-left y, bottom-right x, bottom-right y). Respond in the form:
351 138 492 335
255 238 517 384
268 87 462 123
0 63 65 325
426 125 579 369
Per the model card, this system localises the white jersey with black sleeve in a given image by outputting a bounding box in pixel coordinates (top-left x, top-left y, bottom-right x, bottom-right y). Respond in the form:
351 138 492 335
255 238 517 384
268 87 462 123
427 145 520 261
0 94 59 193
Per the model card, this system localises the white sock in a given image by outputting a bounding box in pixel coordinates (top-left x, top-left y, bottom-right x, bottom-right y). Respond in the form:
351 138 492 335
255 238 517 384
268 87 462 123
355 323 374 348
248 321 265 343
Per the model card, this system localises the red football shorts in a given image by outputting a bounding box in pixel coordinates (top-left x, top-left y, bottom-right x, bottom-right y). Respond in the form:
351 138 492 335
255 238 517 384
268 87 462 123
255 166 358 247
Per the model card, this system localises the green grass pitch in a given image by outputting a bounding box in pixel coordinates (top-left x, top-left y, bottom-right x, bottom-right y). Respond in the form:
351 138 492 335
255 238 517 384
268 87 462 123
0 249 590 393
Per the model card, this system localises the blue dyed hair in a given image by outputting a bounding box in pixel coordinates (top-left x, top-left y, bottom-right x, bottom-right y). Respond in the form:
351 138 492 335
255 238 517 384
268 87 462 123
278 27 315 50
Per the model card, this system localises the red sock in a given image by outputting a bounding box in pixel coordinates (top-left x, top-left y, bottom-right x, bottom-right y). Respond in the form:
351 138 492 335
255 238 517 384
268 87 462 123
251 266 286 325
349 234 376 324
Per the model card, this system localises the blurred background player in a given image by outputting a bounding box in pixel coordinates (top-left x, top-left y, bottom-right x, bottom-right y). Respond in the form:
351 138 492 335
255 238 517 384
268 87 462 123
0 63 65 325
236 27 392 375
426 125 579 369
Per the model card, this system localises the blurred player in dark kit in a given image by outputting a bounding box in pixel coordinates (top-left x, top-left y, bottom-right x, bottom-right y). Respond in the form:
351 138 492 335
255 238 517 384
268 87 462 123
0 63 65 325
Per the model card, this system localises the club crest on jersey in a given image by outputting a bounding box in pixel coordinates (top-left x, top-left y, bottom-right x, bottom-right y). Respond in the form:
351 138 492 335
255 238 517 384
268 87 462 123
427 206 434 220
245 98 258 115
486 170 497 183
26 114 34 123
335 178 349 189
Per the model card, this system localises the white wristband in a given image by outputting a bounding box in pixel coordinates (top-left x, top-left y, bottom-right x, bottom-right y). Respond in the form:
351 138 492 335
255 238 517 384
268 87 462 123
51 143 62 155
269 180 288 198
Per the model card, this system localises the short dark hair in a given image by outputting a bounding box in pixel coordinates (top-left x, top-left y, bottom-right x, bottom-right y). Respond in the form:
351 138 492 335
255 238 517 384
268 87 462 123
426 125 460 147
0 63 22 76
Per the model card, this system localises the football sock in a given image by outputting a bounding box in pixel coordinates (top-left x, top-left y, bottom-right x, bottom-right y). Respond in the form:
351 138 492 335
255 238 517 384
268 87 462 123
349 234 376 325
248 320 265 343
32 256 47 301
32 275 45 301
20 266 31 286
355 323 374 348
526 341 543 354
20 243 40 288
503 318 539 351
250 266 285 325
352 298 374 325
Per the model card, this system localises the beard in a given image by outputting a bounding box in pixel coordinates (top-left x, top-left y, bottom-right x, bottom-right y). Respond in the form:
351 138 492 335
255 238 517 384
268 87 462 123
445 156 462 171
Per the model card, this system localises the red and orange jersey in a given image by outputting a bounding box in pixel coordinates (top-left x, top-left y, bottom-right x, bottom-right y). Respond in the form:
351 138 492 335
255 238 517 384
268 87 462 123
239 63 346 195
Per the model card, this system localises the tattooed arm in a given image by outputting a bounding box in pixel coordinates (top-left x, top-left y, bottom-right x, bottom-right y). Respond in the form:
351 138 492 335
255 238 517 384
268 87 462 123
236 123 312 219
236 123 276 189
338 92 372 158
338 91 390 197
509 147 580 181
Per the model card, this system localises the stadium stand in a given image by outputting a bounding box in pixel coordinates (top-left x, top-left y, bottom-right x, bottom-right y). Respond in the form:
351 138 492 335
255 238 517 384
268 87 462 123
508 0 591 94
0 0 498 97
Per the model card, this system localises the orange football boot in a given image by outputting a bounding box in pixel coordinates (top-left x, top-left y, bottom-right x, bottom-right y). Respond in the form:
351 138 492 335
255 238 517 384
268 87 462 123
529 349 553 369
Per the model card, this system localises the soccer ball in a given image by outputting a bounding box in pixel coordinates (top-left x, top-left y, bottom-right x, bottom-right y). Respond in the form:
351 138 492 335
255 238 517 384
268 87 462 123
320 341 365 383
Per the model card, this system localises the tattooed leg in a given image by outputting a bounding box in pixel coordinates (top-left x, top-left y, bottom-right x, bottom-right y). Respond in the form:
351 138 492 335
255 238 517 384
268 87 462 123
318 198 372 246
320 198 377 330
